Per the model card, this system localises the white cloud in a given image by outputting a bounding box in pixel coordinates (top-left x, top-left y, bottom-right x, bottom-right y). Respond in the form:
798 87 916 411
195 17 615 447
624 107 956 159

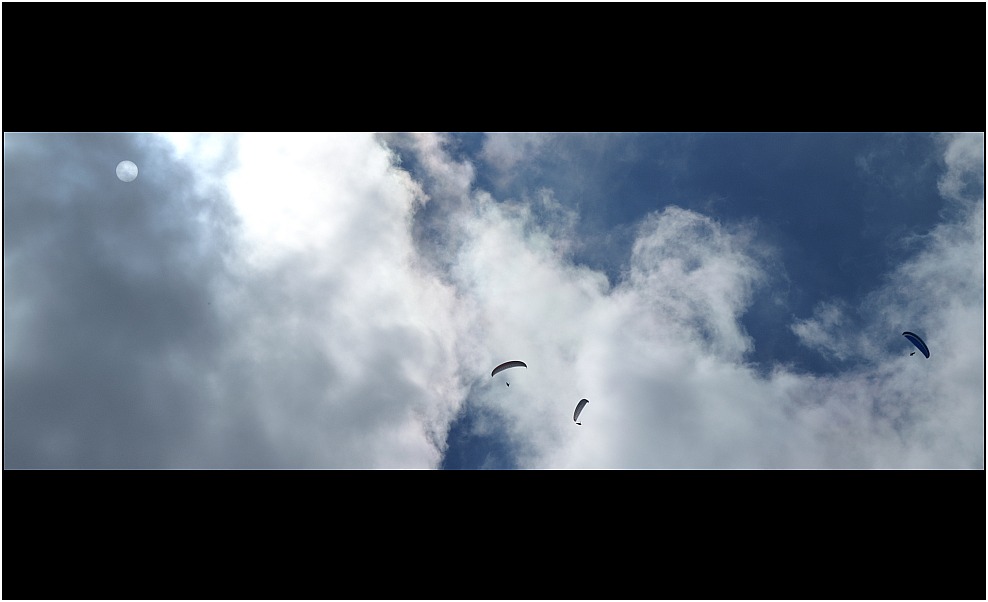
401 132 984 469
479 133 548 188
790 301 854 361
937 132 984 203
20 132 972 468
160 133 470 468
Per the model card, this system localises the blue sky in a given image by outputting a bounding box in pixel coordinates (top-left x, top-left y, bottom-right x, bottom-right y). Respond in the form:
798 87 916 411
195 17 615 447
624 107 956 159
4 132 984 469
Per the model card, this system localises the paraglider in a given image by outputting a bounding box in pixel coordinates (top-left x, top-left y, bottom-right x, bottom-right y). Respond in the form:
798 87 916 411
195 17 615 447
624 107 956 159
491 360 527 386
902 332 930 358
573 398 589 425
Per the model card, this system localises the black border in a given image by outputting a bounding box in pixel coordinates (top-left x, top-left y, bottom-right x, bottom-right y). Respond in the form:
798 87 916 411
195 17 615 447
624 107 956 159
3 469 984 600
2 3 983 133
4 4 984 599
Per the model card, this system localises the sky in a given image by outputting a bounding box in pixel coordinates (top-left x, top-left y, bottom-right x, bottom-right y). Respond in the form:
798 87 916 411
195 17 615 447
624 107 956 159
3 131 984 469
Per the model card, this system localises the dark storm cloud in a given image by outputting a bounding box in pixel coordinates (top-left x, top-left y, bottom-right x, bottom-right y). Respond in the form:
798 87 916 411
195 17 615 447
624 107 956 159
4 133 241 467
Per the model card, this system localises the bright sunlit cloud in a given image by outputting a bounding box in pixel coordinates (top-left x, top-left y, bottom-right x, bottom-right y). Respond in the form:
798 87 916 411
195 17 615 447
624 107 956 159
4 131 982 468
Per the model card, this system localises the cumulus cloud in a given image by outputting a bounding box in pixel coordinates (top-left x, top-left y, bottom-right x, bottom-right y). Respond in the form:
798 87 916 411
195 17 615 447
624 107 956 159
5 133 468 468
396 132 984 469
206 133 469 468
6 131 981 469
441 198 801 468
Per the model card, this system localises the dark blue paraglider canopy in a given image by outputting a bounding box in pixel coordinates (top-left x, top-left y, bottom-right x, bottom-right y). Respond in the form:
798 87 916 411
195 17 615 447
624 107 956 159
902 332 930 358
